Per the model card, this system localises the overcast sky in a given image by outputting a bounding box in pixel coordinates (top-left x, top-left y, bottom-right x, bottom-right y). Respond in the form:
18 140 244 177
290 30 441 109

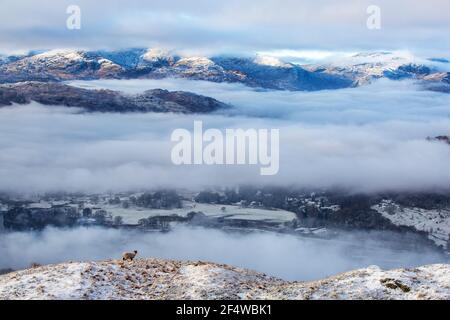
1 0 449 57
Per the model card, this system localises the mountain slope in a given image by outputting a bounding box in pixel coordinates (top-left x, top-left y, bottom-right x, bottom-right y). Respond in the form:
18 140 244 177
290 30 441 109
0 259 448 300
0 82 229 113
372 200 450 249
211 56 353 90
305 51 449 88
0 49 355 91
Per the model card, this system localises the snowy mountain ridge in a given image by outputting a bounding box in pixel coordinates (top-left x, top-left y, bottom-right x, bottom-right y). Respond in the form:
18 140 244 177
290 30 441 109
304 51 443 86
3 48 448 91
0 259 449 300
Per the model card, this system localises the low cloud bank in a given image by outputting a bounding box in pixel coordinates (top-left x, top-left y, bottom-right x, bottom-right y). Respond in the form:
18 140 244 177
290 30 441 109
1 79 450 193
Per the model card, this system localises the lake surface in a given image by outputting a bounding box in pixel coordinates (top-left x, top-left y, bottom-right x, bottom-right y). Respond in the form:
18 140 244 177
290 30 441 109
0 226 447 281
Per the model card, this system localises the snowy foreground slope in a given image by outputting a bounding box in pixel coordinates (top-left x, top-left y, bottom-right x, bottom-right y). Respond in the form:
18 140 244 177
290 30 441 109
0 259 449 300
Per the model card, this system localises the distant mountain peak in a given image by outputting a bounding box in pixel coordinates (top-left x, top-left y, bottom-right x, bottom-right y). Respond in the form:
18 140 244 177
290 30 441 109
302 51 448 87
142 48 175 63
175 56 216 67
32 49 86 61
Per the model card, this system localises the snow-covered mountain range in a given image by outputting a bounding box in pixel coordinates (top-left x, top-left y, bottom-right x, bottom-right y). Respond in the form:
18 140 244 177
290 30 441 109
1 49 448 91
0 258 448 300
304 51 449 86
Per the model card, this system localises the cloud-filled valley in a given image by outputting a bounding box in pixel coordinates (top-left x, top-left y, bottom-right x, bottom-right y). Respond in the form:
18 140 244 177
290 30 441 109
0 226 446 281
0 79 450 193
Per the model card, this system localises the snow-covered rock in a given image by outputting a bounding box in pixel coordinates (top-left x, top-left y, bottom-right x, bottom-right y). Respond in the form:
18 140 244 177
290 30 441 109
173 57 225 76
97 58 124 77
141 48 175 64
0 259 448 300
0 49 106 82
31 49 86 63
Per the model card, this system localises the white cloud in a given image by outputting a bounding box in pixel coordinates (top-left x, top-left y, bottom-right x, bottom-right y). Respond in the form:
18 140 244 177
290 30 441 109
1 79 450 193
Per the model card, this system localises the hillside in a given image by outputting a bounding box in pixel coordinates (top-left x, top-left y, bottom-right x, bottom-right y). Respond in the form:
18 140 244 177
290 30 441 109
0 82 229 113
0 259 448 300
372 200 450 249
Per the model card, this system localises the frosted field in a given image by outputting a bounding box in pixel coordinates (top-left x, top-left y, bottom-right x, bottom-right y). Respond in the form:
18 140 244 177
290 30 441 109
102 202 297 224
21 197 297 224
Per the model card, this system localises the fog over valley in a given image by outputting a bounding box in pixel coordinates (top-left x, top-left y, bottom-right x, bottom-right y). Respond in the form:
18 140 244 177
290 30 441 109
0 226 447 281
1 79 450 193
